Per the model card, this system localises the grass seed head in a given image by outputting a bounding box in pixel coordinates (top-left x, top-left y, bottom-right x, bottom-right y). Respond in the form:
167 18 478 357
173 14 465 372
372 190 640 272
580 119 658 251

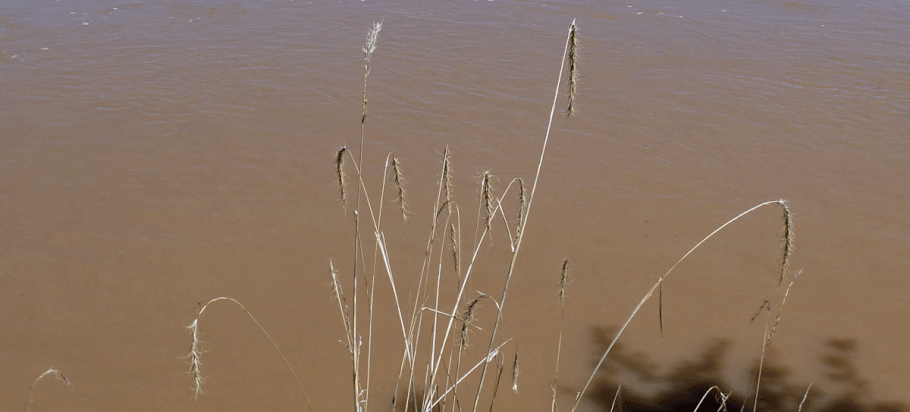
481 172 494 233
778 200 794 285
566 19 579 116
335 147 348 211
391 155 410 220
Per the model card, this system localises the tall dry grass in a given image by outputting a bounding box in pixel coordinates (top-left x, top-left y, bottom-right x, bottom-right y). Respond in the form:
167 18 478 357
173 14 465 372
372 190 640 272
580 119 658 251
182 18 802 412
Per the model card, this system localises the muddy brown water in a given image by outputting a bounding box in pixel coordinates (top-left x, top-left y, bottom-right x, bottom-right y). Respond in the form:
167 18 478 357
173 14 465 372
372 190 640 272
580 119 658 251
2 1 908 411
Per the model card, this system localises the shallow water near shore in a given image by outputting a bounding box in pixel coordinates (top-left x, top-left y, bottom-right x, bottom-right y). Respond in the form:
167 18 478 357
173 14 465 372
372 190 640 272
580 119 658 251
2 0 908 411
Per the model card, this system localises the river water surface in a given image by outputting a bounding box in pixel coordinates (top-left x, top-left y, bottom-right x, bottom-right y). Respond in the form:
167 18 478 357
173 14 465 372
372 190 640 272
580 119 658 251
2 1 908 411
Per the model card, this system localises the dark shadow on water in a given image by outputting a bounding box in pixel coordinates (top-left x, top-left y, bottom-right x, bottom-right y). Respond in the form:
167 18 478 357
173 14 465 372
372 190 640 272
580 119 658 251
584 326 907 412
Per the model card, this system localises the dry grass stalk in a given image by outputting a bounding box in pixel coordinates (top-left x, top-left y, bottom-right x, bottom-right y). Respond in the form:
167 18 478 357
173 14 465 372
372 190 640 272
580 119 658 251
566 19 579 116
511 352 519 393
767 269 801 346
693 386 729 412
515 178 527 244
779 200 794 286
391 155 410 220
330 260 354 350
608 386 621 412
750 300 772 324
426 341 511 412
752 324 769 412
336 146 348 210
552 260 570 412
24 368 69 412
798 383 814 412
185 297 313 411
481 172 494 233
488 353 506 412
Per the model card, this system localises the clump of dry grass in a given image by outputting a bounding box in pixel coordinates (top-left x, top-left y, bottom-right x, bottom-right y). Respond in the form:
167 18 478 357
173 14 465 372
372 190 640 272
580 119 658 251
181 17 805 412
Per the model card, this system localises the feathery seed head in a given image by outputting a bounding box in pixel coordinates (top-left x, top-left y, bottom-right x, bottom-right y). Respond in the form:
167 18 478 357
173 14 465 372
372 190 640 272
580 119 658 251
363 21 382 64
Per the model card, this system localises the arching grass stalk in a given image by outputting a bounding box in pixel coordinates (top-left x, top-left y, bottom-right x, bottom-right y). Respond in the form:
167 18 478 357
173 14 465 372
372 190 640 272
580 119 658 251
24 368 69 412
570 199 792 412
